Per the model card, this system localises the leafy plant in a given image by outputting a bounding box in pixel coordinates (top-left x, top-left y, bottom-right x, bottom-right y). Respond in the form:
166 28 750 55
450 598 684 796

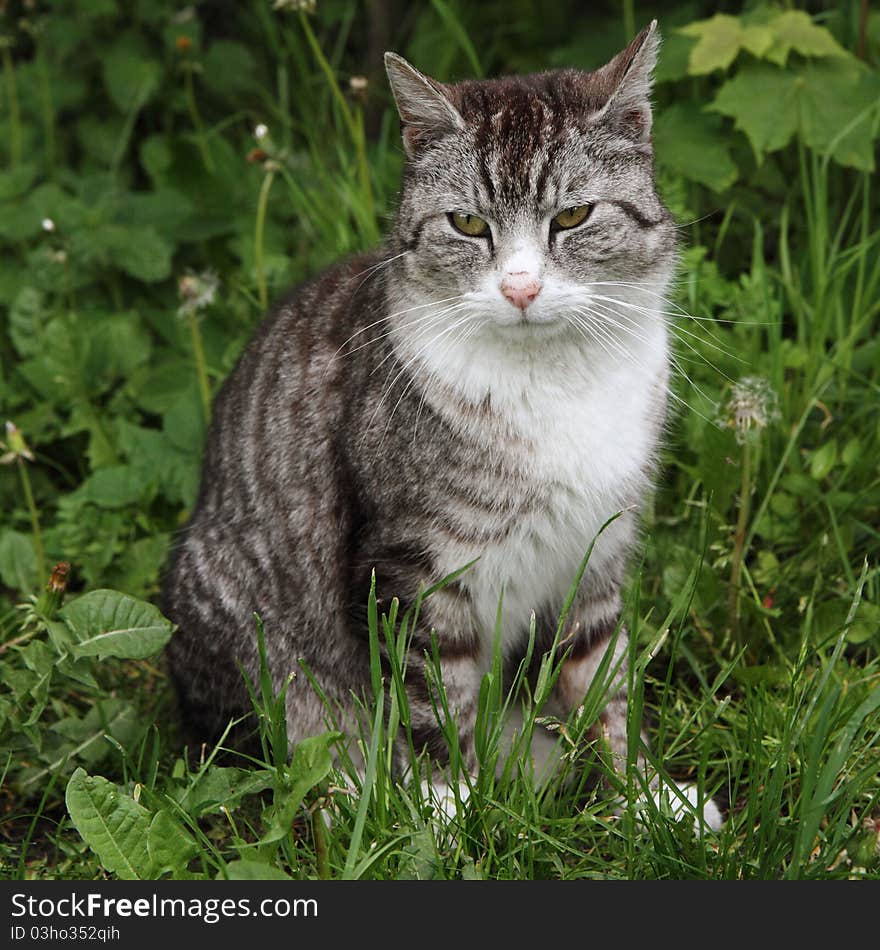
1 0 878 881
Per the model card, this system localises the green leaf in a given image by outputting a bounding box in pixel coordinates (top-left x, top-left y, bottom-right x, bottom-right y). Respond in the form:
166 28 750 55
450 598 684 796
202 41 258 96
85 313 153 383
103 45 161 113
654 31 697 84
763 10 848 65
47 699 141 770
128 361 197 414
809 440 838 480
177 766 274 817
146 810 199 874
795 61 880 172
77 115 128 166
654 104 739 192
65 768 153 879
0 163 39 200
709 60 880 170
69 465 154 509
0 530 39 592
710 64 800 157
107 226 173 283
140 135 173 183
845 602 880 645
679 14 774 75
261 732 338 845
163 386 206 454
60 589 175 659
8 287 47 358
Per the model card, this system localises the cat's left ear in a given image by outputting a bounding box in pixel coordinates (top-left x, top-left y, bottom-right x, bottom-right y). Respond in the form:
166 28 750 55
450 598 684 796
384 52 465 157
591 20 660 143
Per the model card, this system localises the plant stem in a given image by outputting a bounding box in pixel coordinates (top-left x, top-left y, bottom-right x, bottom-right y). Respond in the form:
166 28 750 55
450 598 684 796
312 805 330 880
298 13 376 235
17 457 45 585
728 437 753 650
255 168 276 311
183 66 215 174
187 310 212 426
2 46 22 168
36 42 56 173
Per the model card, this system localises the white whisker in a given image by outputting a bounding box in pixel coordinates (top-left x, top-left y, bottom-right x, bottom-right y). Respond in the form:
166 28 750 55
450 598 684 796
367 310 476 441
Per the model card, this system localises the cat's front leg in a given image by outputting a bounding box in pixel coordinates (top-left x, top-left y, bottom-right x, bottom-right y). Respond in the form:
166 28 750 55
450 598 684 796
399 585 482 818
553 606 723 832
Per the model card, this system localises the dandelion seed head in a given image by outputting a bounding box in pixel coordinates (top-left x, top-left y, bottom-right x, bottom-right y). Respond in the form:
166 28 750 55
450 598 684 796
171 5 196 23
178 270 219 318
273 0 317 13
42 218 55 232
254 123 268 140
719 376 779 445
1 421 35 464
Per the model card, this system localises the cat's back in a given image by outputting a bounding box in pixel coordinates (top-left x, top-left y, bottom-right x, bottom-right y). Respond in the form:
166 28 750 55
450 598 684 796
192 251 390 508
162 250 394 741
215 251 388 419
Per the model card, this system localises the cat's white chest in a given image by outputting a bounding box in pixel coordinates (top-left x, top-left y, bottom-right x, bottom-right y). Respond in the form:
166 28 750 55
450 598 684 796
429 325 668 653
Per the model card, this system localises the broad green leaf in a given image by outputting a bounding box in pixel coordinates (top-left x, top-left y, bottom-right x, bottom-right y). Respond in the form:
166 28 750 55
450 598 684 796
146 810 199 874
107 226 173 283
654 31 698 84
21 640 55 724
654 104 738 192
103 46 161 113
710 65 799 157
795 61 880 172
710 60 880 170
65 768 154 879
0 163 39 200
128 361 198 415
810 440 838 480
9 287 47 358
0 530 39 592
85 313 153 383
845 602 880 645
46 699 140 771
60 589 175 659
68 465 154 509
177 766 274 817
163 387 206 454
202 41 258 96
118 188 195 239
679 14 774 74
841 438 861 468
77 115 128 166
763 11 848 65
140 135 173 183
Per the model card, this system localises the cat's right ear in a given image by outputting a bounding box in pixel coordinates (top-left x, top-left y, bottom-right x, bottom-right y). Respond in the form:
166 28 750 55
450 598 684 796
384 53 465 157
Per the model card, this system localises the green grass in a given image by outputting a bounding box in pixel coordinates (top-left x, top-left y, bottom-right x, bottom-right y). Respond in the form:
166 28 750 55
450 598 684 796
1 1 879 880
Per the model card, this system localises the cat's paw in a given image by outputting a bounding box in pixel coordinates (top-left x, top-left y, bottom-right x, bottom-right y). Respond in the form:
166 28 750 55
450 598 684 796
639 781 723 834
419 778 471 824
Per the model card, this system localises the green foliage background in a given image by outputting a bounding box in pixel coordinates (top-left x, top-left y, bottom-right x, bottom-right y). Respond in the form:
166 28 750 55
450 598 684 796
0 0 878 880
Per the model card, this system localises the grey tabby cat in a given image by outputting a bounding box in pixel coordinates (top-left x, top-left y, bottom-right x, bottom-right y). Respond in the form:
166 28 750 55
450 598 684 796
163 21 721 829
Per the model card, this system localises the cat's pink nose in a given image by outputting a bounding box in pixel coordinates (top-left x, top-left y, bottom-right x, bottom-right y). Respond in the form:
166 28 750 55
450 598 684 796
501 273 542 310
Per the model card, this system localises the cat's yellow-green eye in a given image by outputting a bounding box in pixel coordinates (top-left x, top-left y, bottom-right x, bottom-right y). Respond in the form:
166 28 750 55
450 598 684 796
449 212 490 237
552 204 592 230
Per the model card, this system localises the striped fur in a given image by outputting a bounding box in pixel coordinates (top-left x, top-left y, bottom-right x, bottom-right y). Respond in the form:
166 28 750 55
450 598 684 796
163 24 702 810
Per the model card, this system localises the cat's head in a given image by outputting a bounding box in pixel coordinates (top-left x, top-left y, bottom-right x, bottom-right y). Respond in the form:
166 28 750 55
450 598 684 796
384 23 674 340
